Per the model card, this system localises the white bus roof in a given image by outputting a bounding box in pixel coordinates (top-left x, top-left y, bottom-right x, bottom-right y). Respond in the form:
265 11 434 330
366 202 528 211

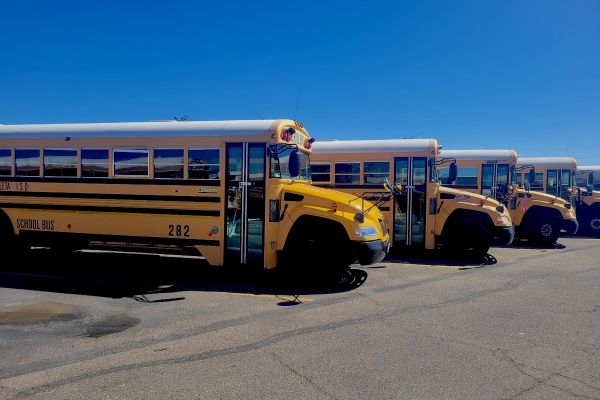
577 165 600 172
0 120 281 138
312 139 438 154
440 149 518 162
517 157 577 169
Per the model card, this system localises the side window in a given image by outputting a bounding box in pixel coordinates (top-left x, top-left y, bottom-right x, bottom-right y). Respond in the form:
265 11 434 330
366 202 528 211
189 149 220 180
154 148 184 179
481 164 494 196
335 162 360 185
438 167 450 185
113 148 149 177
497 164 509 185
364 161 389 185
0 149 12 176
531 173 544 189
455 167 478 187
546 170 558 195
15 149 40 176
82 149 109 177
44 148 77 177
311 162 331 183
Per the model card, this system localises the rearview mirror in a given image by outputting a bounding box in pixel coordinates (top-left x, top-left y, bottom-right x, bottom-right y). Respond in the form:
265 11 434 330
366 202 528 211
587 185 594 193
448 162 458 184
524 181 531 191
288 149 301 178
588 172 594 187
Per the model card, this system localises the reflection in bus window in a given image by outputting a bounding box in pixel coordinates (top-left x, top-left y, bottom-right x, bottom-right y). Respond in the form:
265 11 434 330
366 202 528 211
311 163 331 183
15 149 40 176
113 148 149 176
0 149 11 176
335 162 360 184
547 170 558 195
531 173 544 189
44 148 77 177
154 148 184 179
82 149 109 177
364 161 390 184
413 159 426 185
189 149 220 180
497 164 509 185
455 167 478 187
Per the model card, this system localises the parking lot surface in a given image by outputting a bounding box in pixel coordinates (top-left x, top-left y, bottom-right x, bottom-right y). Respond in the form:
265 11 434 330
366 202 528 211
1 237 599 400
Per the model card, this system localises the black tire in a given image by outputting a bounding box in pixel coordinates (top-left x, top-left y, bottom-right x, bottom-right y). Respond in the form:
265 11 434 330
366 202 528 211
584 213 600 236
0 219 29 261
443 219 490 260
526 214 560 245
282 220 353 276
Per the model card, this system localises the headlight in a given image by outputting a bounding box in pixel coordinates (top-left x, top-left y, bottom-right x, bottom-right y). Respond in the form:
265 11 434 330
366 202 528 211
354 225 379 239
496 215 511 226
566 210 576 219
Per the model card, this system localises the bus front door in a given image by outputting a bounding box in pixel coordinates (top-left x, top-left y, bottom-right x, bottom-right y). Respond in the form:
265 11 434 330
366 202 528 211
225 143 266 266
393 157 427 248
481 163 510 201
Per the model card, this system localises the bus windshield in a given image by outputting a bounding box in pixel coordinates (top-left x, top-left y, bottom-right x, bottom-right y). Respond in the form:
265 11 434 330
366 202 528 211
269 145 311 180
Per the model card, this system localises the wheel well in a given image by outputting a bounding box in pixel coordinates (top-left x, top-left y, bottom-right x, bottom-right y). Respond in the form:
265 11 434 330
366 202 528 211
522 206 562 226
0 209 14 235
284 215 349 251
442 209 494 237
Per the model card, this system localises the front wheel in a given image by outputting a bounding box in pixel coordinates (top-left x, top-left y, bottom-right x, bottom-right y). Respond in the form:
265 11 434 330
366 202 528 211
526 216 560 245
584 213 600 236
443 219 490 260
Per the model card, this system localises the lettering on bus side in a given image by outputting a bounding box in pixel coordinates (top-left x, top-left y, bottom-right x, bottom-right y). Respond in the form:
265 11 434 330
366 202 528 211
16 219 55 231
0 182 28 191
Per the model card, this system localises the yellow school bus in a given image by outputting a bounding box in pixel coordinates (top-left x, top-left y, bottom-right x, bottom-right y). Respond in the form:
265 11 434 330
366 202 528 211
439 150 578 244
576 166 600 192
517 157 600 236
0 119 389 270
311 139 514 258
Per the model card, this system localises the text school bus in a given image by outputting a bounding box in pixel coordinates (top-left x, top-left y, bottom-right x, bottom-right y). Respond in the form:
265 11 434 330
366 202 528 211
438 150 578 244
0 120 389 270
517 157 600 236
311 139 514 258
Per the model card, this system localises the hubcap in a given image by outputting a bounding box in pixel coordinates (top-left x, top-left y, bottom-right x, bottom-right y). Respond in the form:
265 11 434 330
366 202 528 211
540 223 553 237
590 218 600 231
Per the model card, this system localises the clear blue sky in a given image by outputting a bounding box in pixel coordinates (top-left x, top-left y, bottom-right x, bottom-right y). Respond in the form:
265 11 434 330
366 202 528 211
1 1 599 163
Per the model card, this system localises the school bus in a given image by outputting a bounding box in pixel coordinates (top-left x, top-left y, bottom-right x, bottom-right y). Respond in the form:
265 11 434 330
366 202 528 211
576 166 600 191
438 150 578 244
517 157 600 236
311 139 514 258
0 119 389 270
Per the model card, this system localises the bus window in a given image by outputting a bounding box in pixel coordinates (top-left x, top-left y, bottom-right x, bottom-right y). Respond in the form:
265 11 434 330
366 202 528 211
547 170 558 195
15 149 40 176
438 167 450 184
81 149 109 177
0 149 11 176
113 148 149 177
44 148 77 177
154 148 184 179
311 162 331 183
560 169 571 199
531 173 544 189
335 162 360 185
364 161 390 184
497 164 509 185
189 149 220 180
481 164 494 195
456 167 478 187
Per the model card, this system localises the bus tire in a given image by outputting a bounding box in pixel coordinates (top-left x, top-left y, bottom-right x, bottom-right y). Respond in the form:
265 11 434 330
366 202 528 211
443 219 490 260
584 212 600 236
282 217 353 275
526 213 560 245
0 212 28 259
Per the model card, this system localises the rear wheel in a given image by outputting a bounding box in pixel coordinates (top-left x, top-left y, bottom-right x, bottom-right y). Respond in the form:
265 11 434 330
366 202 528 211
585 213 600 236
443 219 490 260
526 214 560 245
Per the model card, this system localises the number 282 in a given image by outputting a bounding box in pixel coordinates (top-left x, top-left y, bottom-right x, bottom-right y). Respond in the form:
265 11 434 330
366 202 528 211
168 224 190 237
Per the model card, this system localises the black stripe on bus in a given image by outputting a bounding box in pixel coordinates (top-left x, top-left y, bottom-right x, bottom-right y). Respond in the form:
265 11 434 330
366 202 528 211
0 191 221 203
0 177 221 186
0 203 220 217
20 231 221 247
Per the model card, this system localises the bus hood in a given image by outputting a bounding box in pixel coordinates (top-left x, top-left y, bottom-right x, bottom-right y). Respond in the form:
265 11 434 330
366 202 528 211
283 182 380 215
438 186 502 208
521 189 568 206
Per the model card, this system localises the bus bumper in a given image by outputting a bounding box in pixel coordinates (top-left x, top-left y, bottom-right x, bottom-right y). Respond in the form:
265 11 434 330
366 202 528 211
353 239 389 265
494 226 515 246
562 219 579 235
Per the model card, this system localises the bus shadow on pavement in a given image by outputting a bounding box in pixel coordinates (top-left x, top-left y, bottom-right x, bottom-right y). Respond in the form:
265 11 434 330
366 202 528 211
0 248 368 302
383 250 498 269
498 240 567 250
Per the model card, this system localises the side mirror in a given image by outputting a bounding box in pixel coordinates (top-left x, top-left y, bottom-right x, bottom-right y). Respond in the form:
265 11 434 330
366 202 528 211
587 185 594 193
588 172 594 187
524 181 531 191
528 168 536 184
288 150 301 178
448 163 458 184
